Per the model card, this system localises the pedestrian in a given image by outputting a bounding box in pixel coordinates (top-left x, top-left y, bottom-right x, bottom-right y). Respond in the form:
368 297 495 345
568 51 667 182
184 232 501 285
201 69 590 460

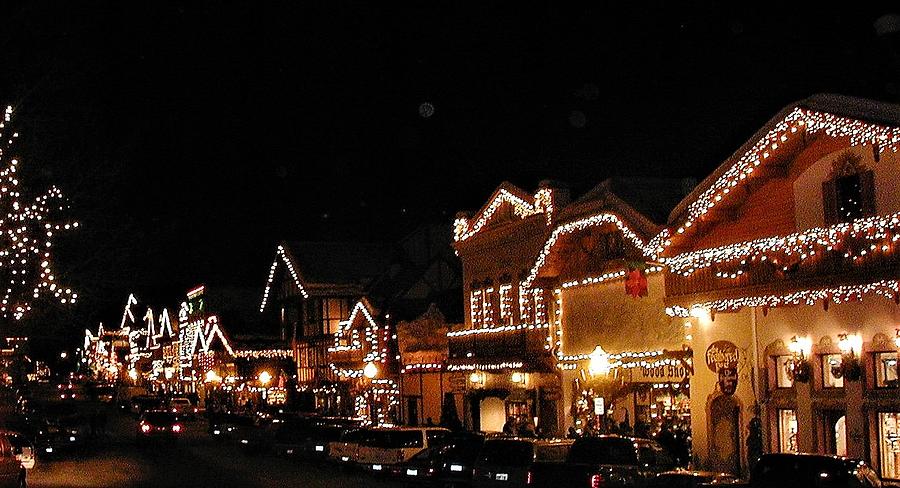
502 417 517 436
519 418 536 438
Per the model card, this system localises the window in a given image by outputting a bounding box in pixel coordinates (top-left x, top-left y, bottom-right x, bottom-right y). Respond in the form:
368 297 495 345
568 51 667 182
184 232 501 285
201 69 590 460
533 289 547 324
778 409 798 453
518 287 533 323
774 355 794 388
876 352 900 388
822 354 845 388
879 412 900 480
482 287 495 327
499 284 514 325
822 152 875 225
470 289 483 327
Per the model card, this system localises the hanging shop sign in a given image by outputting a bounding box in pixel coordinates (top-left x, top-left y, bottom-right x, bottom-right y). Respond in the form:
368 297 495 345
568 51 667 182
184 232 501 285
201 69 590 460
632 363 691 383
705 341 739 372
717 367 738 396
706 340 740 396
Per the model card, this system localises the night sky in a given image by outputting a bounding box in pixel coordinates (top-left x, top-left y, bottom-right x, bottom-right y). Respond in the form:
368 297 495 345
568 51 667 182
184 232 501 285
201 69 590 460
0 2 898 355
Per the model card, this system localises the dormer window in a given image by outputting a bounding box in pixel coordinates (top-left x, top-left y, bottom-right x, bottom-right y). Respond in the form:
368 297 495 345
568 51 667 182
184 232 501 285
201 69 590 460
823 151 875 225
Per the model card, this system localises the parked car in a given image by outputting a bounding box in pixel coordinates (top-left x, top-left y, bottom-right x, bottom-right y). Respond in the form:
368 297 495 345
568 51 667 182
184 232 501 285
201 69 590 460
137 411 183 443
207 412 256 441
328 427 373 465
648 470 738 488
358 427 452 473
3 432 34 470
724 453 883 488
0 432 26 488
129 396 164 416
168 398 198 418
472 437 574 487
389 432 486 487
526 435 676 488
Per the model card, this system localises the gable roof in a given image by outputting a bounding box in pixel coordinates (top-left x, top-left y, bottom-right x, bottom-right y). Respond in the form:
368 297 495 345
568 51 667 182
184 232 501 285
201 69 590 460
453 181 555 242
283 241 397 286
656 94 900 258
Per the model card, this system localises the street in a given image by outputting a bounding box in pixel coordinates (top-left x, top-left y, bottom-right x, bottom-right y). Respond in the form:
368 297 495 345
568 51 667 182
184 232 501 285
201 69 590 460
28 410 397 488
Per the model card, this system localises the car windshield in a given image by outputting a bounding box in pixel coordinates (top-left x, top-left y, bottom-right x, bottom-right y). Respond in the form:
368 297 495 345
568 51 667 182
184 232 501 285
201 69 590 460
477 440 534 467
567 438 638 465
370 430 423 448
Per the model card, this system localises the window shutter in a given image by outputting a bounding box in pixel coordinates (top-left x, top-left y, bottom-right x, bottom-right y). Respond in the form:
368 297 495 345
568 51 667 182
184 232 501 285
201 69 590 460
859 170 876 217
822 179 838 225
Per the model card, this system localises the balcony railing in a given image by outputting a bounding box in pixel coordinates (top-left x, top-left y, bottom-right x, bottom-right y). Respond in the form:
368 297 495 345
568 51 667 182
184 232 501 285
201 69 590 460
448 324 553 369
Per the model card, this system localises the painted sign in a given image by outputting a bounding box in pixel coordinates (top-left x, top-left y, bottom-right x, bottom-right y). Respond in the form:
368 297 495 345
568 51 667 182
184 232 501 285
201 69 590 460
593 397 605 415
632 363 691 383
717 367 738 396
706 341 739 373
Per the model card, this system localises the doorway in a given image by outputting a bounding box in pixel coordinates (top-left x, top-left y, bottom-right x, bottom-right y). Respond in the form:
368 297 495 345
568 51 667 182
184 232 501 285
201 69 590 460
708 395 741 475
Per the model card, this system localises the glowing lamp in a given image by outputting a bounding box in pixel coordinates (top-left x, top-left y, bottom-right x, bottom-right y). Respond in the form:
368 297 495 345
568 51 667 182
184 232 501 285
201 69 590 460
258 371 272 385
363 362 378 379
511 372 524 384
205 370 222 383
588 345 610 377
469 371 483 384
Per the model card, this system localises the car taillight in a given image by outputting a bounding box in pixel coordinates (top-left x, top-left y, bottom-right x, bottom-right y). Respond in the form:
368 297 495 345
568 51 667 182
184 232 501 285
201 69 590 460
590 474 604 488
141 423 151 433
172 424 182 433
526 471 532 485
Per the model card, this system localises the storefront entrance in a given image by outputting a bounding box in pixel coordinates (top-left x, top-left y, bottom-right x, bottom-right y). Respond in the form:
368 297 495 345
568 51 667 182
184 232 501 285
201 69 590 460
708 395 741 475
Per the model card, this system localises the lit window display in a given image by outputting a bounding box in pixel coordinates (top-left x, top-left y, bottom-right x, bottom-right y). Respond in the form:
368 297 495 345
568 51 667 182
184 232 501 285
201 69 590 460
778 409 798 453
879 412 900 480
822 354 844 388
876 353 899 388
774 356 794 388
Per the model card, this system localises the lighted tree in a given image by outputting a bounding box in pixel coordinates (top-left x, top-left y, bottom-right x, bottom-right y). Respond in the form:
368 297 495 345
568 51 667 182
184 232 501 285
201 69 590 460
0 105 77 320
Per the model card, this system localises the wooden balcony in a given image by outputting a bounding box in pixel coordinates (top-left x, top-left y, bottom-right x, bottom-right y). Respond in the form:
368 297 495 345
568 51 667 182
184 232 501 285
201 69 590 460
665 246 900 306
447 325 554 371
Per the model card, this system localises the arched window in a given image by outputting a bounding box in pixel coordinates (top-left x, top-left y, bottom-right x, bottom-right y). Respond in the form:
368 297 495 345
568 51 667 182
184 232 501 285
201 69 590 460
822 151 876 225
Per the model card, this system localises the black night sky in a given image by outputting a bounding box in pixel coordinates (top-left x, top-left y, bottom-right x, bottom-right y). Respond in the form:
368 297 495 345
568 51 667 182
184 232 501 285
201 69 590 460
0 2 898 356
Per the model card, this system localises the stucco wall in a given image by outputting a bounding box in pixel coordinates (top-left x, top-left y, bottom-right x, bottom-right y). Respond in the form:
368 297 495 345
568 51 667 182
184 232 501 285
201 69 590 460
560 273 683 355
793 145 900 231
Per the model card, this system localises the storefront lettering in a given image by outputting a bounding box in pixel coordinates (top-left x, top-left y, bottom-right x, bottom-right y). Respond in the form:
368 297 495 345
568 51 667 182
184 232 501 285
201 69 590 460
706 341 739 372
638 364 689 381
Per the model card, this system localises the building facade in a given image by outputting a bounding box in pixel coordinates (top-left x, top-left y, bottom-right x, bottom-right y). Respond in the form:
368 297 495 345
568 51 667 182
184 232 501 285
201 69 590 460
451 179 691 437
660 95 900 480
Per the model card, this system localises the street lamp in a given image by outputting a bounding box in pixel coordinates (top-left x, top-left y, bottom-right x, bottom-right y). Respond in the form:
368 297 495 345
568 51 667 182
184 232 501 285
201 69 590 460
258 370 272 386
589 345 610 377
363 362 379 380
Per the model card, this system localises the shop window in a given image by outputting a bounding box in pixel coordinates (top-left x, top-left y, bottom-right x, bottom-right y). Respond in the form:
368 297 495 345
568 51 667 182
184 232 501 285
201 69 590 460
778 409 798 453
875 352 900 388
774 355 794 388
822 354 845 388
878 412 900 480
822 152 875 225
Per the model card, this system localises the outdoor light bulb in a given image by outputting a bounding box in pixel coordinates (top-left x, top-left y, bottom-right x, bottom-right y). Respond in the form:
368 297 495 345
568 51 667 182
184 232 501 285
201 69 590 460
469 372 482 384
511 372 524 384
589 345 610 377
258 370 273 385
363 362 378 379
838 333 851 354
128 369 138 381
